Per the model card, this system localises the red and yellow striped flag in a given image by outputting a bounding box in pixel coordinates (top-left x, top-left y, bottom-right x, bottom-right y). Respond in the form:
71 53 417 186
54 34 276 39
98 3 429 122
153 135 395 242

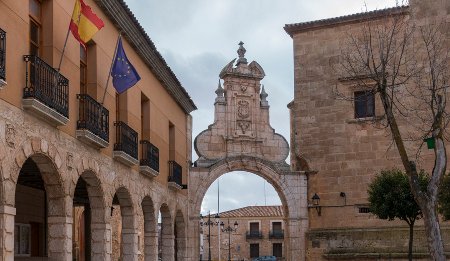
69 0 104 48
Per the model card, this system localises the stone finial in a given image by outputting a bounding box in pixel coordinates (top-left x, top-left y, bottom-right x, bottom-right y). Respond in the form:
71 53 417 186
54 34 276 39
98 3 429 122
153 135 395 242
260 85 269 107
215 80 226 104
236 41 248 66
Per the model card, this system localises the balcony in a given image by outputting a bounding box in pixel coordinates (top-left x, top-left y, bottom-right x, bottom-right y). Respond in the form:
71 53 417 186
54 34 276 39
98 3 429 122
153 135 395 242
140 140 159 178
269 230 284 239
168 160 182 190
76 94 109 148
23 55 69 126
246 231 263 240
0 28 6 88
113 121 138 166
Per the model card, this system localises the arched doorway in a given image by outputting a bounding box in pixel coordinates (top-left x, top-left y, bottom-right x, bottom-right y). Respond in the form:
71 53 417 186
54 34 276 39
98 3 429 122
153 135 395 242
188 43 308 261
72 170 108 260
14 154 70 260
200 171 284 261
111 187 137 261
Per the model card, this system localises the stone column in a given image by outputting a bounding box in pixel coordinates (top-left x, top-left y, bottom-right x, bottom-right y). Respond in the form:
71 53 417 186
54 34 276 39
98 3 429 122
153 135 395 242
185 216 200 261
144 231 158 261
121 228 138 261
91 223 112 261
161 234 175 261
0 205 15 261
47 216 73 261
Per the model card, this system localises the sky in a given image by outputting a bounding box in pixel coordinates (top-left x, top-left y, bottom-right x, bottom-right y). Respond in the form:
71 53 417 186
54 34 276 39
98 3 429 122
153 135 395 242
125 0 398 214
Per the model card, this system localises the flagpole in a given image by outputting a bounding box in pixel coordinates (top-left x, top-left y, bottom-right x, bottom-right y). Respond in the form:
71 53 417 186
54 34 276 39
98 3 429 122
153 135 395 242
100 33 121 106
58 0 82 72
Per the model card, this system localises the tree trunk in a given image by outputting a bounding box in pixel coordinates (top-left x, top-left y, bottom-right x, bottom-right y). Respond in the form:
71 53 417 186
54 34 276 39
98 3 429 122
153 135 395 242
421 201 446 260
408 221 414 261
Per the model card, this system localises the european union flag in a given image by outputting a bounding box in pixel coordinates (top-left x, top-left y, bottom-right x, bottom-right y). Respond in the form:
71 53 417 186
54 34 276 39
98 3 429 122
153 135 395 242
111 37 141 94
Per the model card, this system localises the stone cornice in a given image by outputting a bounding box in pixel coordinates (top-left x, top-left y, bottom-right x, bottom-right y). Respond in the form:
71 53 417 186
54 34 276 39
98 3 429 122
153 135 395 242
94 0 197 114
284 6 409 37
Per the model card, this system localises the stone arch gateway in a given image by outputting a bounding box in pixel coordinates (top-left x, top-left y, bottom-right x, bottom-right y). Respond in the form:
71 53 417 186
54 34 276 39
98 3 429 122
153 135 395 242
187 43 308 261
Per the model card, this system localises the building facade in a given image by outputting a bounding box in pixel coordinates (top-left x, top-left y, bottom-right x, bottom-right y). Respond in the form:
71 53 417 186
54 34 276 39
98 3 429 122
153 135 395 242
202 206 285 261
285 0 450 260
0 0 196 260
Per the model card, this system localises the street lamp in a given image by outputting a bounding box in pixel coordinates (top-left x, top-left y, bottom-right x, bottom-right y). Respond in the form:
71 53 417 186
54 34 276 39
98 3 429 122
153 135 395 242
220 219 238 261
200 211 220 261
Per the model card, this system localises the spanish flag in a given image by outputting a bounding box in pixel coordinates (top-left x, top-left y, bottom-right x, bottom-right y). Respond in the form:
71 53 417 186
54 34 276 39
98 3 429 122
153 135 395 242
69 0 104 48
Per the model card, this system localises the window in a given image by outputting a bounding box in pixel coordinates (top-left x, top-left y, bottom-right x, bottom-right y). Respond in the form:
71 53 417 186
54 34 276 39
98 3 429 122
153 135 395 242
250 222 259 233
14 224 31 256
273 243 283 258
250 243 259 258
80 44 87 94
272 221 282 232
354 90 374 118
169 122 175 160
358 207 371 213
29 0 41 56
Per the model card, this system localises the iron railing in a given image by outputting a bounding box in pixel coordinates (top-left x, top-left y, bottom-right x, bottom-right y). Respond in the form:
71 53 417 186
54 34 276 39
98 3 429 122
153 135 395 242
140 140 159 172
77 94 109 142
246 231 263 239
23 55 69 117
168 160 182 186
0 28 5 81
114 121 138 160
269 230 284 239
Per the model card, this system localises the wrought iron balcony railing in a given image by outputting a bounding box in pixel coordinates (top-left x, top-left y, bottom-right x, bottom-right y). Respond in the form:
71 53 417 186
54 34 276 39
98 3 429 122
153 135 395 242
140 140 159 172
77 94 109 142
246 231 263 239
269 230 284 239
23 55 69 117
114 121 138 160
0 28 5 81
168 160 182 186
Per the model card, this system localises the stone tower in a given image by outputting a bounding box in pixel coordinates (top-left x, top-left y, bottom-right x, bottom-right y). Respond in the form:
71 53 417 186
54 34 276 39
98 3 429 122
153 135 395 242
194 42 289 167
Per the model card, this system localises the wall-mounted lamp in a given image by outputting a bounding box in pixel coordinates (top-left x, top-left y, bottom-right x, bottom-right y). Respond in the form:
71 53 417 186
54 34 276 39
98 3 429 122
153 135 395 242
311 193 321 216
340 192 347 205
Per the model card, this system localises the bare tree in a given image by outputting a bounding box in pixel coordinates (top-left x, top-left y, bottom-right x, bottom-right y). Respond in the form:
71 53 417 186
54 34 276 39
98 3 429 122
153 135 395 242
337 11 449 260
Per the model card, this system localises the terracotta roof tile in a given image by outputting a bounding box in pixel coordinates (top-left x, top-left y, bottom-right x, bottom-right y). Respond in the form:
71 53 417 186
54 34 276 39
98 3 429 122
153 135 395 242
211 206 284 218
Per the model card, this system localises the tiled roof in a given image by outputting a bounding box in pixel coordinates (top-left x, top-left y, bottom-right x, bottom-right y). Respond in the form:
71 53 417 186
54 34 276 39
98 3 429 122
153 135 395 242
94 0 197 113
212 206 284 218
284 6 409 37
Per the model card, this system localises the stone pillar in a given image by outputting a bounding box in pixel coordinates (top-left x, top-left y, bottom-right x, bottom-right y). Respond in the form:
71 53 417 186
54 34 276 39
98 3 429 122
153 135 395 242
91 223 112 261
0 205 15 261
121 228 138 261
47 216 73 261
161 234 175 261
144 231 158 261
185 216 200 261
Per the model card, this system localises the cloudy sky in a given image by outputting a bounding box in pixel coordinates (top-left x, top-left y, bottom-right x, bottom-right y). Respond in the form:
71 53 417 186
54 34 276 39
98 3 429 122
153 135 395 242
125 0 398 214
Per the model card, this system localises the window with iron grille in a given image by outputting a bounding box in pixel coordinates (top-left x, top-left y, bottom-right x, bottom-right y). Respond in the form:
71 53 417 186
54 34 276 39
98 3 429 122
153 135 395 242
358 207 371 213
354 90 375 118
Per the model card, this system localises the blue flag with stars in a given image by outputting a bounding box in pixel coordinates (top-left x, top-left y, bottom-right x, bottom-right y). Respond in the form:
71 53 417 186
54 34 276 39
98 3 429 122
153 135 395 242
111 37 141 94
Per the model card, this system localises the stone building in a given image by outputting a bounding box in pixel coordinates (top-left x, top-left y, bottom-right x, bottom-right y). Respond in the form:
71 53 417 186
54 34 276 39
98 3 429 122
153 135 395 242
202 206 285 261
0 0 196 260
285 0 450 260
